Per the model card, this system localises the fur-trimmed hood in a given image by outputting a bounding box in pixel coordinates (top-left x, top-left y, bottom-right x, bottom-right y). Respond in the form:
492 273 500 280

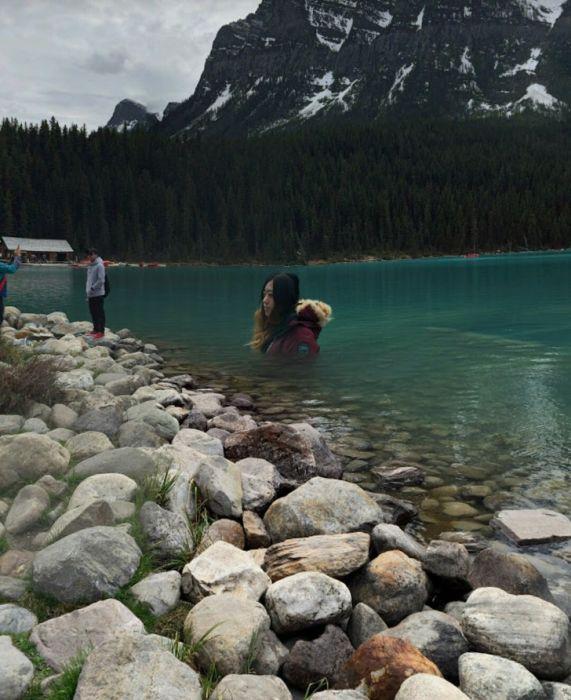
295 299 333 329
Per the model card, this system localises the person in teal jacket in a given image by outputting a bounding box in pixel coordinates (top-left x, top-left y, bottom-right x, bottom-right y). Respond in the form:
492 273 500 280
0 245 21 323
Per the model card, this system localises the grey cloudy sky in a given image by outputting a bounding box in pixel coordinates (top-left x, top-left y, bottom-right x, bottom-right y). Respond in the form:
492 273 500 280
0 0 260 131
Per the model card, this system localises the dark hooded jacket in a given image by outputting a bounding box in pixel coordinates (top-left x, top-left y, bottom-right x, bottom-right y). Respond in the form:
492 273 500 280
263 299 332 359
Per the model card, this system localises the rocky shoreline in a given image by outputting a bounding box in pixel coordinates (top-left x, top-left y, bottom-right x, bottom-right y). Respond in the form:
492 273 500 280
0 307 570 700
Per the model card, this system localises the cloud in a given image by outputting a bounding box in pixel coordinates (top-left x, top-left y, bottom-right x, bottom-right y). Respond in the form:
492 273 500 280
0 0 260 131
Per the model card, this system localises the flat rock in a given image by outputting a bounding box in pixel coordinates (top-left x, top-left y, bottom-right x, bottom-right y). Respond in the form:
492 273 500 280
5 484 50 535
265 571 352 634
0 433 70 489
0 635 34 700
47 500 115 542
182 540 270 602
336 635 441 698
264 533 370 582
461 587 571 680
72 447 156 482
371 461 425 489
30 599 145 671
492 509 571 545
459 652 545 700
264 477 383 543
185 391 225 417
184 593 270 676
130 571 181 617
0 604 38 634
172 428 224 456
32 526 141 604
382 610 469 681
347 602 388 648
283 625 355 691
68 473 138 510
194 455 243 519
139 501 193 562
395 674 469 699
371 524 426 560
74 631 202 700
350 550 429 626
237 457 280 512
211 675 292 700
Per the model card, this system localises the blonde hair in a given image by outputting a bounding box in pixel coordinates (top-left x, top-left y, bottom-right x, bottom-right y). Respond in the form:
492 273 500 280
250 308 272 352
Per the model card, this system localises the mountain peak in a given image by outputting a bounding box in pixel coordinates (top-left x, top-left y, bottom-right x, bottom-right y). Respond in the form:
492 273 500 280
106 99 160 131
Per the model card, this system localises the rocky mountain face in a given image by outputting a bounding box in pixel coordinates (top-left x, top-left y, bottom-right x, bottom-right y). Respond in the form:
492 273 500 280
160 0 570 137
106 99 160 131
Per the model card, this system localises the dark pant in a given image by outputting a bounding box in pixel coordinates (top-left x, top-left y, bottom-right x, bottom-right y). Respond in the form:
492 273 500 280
0 297 4 324
88 295 105 333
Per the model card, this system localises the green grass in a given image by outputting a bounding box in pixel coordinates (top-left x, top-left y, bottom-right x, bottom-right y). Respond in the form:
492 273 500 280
43 652 87 700
140 470 178 508
11 633 53 699
113 588 157 632
0 535 8 555
187 484 214 551
16 591 78 624
303 679 329 699
200 662 222 700
153 601 192 640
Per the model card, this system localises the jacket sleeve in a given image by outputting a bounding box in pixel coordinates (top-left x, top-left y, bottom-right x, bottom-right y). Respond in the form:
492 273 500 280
283 327 320 359
0 257 21 274
95 262 106 289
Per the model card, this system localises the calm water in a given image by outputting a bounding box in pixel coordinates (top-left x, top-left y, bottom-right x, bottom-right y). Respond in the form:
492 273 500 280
10 254 571 537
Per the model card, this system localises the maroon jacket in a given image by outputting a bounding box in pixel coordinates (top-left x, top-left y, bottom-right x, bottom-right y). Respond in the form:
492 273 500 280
265 300 332 359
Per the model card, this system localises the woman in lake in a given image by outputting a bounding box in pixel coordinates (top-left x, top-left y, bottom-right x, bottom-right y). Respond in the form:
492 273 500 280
250 272 332 358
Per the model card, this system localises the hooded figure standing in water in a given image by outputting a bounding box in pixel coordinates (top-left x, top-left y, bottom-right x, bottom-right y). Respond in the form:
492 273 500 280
250 272 332 359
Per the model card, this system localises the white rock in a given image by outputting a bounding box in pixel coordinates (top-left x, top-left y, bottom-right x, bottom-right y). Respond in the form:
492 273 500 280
237 457 280 512
0 433 70 489
49 404 78 430
0 604 38 634
5 484 50 534
130 571 181 617
0 635 34 699
173 428 224 456
459 652 545 700
195 455 243 518
37 334 85 356
68 472 138 511
185 391 226 417
395 674 469 699
55 368 94 391
493 509 571 545
211 675 292 700
182 541 270 602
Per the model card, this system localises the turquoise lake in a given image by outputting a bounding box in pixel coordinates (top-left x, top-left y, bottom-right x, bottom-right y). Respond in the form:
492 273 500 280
9 253 571 536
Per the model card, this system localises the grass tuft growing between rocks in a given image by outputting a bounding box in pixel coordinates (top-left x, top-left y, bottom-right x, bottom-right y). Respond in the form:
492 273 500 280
303 679 329 698
0 535 8 555
43 651 87 700
0 337 63 413
187 484 214 550
140 470 178 508
11 632 53 699
113 588 157 632
199 661 222 700
153 602 192 640
17 590 79 624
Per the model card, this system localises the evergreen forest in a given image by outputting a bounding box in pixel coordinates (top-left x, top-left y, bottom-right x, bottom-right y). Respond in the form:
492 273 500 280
0 116 570 262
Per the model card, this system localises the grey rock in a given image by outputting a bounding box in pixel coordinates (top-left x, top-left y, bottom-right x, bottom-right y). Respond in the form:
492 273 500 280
136 408 180 441
5 484 50 534
0 576 27 601
264 477 383 543
0 414 24 436
182 540 270 602
290 422 343 479
492 509 571 545
49 404 78 430
32 526 141 603
65 431 114 462
72 406 123 438
423 540 471 581
0 604 38 634
395 674 469 699
72 447 156 482
251 629 289 675
382 610 469 681
118 420 165 448
110 500 136 520
184 593 270 675
106 375 146 396
74 631 202 700
459 652 545 700
461 587 571 680
35 475 67 498
209 411 257 433
372 523 427 560
0 635 34 700
0 433 70 489
173 428 224 456
444 601 467 622
237 457 280 512
68 473 138 510
350 550 429 626
185 391 225 418
131 386 183 406
312 692 368 700
30 599 145 671
47 500 115 542
164 469 197 520
21 417 49 434
212 674 292 700
207 427 230 443
543 683 571 699
139 501 193 562
182 409 208 431
347 602 388 648
265 572 352 634
45 428 76 443
55 368 94 391
195 455 243 519
372 461 425 489
130 571 181 617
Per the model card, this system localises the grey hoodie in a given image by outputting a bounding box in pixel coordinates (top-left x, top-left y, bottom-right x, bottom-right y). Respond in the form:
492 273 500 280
86 257 105 298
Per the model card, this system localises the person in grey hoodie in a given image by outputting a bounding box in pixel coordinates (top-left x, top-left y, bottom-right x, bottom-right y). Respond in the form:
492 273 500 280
85 248 106 338
0 244 22 323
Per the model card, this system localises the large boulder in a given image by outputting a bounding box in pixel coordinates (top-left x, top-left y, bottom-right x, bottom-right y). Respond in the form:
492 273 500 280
184 593 270 676
32 526 141 604
395 675 469 700
72 447 156 482
139 502 193 562
458 652 545 700
264 533 370 581
461 587 571 680
0 635 34 700
68 473 138 510
47 500 115 542
211 675 292 700
0 433 70 489
5 484 50 535
283 625 355 690
225 423 319 486
350 551 429 626
182 541 270 602
336 636 442 700
265 572 352 634
118 421 165 448
55 368 94 391
264 477 383 543
29 599 144 671
236 457 281 512
289 422 343 478
194 455 243 519
381 611 469 681
74 632 202 700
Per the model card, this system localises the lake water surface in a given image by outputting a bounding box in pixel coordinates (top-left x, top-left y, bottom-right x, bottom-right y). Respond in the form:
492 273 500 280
10 253 571 538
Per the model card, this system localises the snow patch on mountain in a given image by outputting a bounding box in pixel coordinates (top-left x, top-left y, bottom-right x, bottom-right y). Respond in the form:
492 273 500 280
206 83 233 118
517 0 568 26
459 47 475 75
388 64 415 104
516 82 561 108
413 7 426 31
371 9 393 28
501 48 542 76
306 0 355 51
299 72 358 117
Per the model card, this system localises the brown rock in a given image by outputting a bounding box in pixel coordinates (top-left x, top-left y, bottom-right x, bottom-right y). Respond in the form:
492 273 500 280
224 423 317 486
265 533 371 582
196 519 245 555
371 462 425 490
243 511 271 548
0 550 35 579
336 635 442 700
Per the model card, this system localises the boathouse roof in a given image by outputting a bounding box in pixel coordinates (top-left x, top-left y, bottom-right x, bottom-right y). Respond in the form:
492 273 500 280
2 237 74 253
